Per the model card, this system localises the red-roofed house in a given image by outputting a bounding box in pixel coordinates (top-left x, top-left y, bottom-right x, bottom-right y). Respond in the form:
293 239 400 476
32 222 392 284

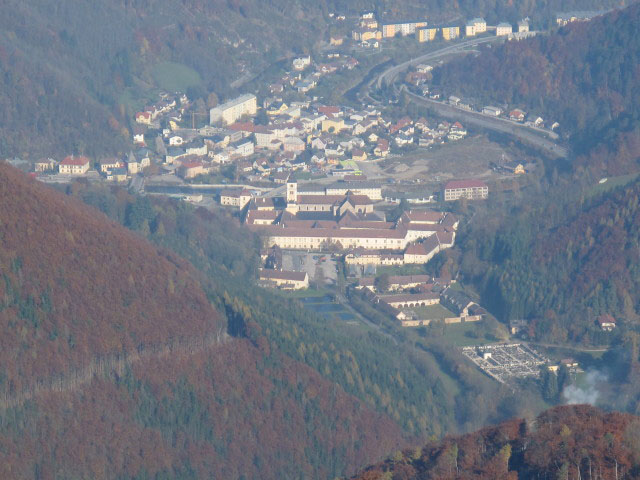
443 179 488 201
59 156 90 175
509 109 526 122
178 161 205 179
135 111 152 125
597 314 616 331
318 106 342 118
374 139 389 157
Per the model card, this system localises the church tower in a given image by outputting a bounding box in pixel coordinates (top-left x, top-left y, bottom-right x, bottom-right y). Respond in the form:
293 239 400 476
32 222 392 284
286 181 298 203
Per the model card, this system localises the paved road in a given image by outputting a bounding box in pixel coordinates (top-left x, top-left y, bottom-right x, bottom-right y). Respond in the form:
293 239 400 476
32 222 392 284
364 33 568 159
376 36 502 90
403 88 568 158
130 174 145 194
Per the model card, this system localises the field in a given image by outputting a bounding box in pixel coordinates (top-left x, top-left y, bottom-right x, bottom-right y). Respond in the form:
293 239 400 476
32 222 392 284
376 264 428 276
410 303 456 320
587 173 640 197
436 322 495 347
151 61 202 92
357 135 518 185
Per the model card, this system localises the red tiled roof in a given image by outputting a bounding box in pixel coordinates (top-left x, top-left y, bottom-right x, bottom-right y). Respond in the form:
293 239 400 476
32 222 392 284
296 194 372 205
60 155 90 166
405 236 440 255
318 106 341 116
260 269 307 282
436 231 455 245
253 225 406 239
229 122 255 132
402 210 443 223
377 292 439 303
597 314 616 325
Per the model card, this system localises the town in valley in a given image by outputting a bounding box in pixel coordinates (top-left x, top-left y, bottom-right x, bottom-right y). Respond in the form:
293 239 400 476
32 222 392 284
16 8 614 386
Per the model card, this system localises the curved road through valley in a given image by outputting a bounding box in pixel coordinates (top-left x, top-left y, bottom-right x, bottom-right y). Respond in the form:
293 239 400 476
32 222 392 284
403 87 568 158
376 36 501 89
367 34 568 158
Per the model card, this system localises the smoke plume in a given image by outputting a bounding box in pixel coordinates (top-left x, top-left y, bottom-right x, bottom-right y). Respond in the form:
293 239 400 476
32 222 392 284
562 370 607 405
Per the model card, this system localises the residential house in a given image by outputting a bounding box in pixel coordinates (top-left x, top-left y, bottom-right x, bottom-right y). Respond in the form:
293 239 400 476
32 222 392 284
34 158 57 172
135 111 152 124
107 167 128 183
220 189 253 208
133 126 146 145
59 156 90 175
509 109 526 122
352 149 367 161
496 22 513 36
597 314 616 331
283 136 306 153
296 78 317 93
178 161 205 179
100 158 124 173
233 141 255 157
374 139 390 157
483 106 502 116
292 56 311 71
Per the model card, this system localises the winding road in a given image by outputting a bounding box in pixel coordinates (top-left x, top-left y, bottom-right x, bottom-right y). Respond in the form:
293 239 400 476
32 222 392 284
376 35 502 89
403 87 568 158
365 34 568 159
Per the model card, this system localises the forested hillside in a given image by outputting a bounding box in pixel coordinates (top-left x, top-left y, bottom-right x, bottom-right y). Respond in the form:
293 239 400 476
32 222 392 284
0 164 410 478
0 163 220 395
432 3 640 177
455 179 640 344
0 0 626 158
350 405 640 480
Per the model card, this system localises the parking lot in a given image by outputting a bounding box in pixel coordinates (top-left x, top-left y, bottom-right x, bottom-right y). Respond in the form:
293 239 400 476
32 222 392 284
282 251 338 286
462 343 548 384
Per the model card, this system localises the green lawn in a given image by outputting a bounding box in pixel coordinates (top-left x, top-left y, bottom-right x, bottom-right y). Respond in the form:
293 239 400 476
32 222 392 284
438 322 496 347
410 303 456 320
587 173 640 197
376 264 427 276
152 61 202 92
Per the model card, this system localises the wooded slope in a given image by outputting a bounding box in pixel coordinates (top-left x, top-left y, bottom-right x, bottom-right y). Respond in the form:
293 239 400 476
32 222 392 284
351 405 640 480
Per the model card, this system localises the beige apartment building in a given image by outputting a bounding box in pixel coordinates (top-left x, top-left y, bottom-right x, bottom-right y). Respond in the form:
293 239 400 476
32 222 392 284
443 180 489 201
209 94 257 125
417 28 438 42
220 188 253 208
442 26 460 40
